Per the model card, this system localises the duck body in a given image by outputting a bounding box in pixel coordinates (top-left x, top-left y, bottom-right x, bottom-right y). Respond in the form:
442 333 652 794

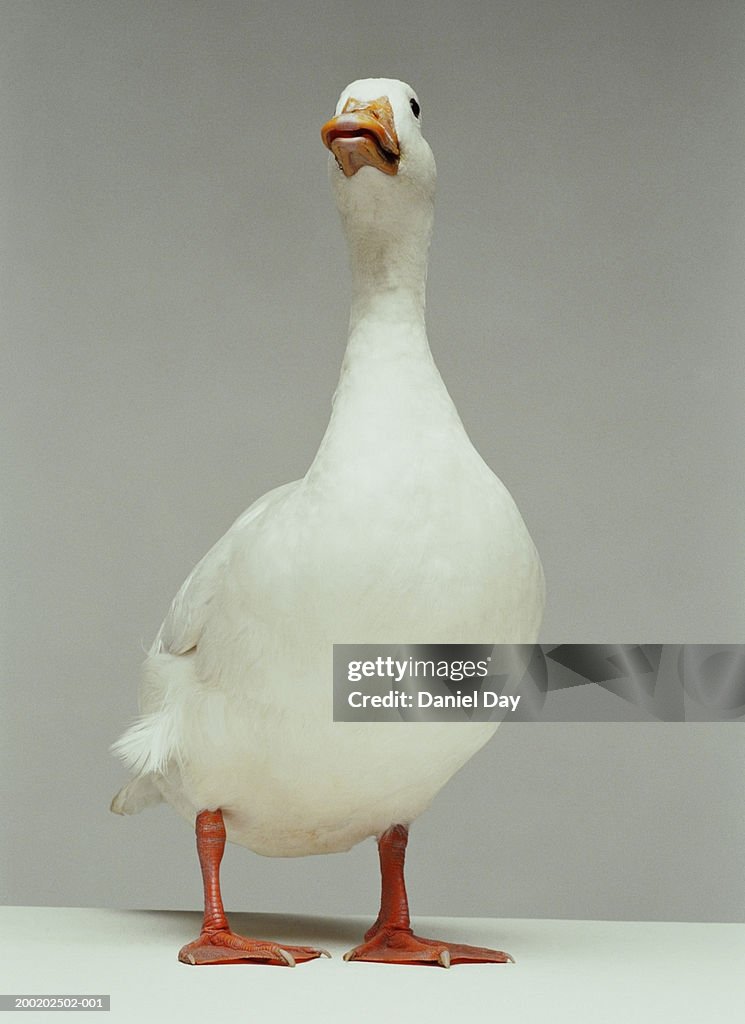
120 346 543 855
112 80 543 956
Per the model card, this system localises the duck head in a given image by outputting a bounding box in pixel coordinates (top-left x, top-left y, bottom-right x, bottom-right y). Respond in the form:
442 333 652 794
321 78 436 288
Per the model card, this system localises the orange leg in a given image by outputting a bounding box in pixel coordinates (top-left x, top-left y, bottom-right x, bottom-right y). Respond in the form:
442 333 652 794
344 824 513 967
178 809 330 966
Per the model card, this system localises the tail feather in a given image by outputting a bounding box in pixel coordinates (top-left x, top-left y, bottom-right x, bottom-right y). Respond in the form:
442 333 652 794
110 774 163 815
110 651 203 815
110 707 180 776
110 651 197 776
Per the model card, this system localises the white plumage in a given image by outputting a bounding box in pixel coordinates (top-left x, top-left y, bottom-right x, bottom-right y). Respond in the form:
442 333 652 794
112 78 544 864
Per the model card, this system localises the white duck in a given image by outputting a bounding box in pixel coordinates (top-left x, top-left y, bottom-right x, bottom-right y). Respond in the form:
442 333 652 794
112 77 544 967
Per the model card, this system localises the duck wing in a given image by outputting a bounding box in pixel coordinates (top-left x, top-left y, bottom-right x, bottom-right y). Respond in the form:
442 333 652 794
153 480 298 657
110 480 298 790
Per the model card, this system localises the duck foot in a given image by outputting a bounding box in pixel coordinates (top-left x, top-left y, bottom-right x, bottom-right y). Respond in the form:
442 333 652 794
343 926 513 967
349 824 514 967
179 930 331 967
180 809 330 966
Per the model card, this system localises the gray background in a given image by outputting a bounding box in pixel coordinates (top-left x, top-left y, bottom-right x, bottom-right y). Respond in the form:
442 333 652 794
2 1 743 923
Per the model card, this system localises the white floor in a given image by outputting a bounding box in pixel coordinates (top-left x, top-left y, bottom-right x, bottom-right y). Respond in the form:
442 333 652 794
1 907 742 1022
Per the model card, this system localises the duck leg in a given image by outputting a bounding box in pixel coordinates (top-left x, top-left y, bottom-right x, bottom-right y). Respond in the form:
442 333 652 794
178 809 330 966
344 824 513 967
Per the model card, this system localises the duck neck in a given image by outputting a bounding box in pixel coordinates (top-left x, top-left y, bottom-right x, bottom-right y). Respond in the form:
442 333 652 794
338 176 434 353
305 209 467 487
344 222 432 363
348 242 427 334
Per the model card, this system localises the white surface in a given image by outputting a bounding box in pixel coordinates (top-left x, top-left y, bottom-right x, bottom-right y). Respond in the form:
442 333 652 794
1 907 742 1022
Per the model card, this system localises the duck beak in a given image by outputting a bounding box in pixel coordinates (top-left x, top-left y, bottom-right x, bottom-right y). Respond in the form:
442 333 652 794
321 96 400 177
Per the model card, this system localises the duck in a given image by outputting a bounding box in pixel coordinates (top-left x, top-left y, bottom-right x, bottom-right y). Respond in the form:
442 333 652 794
111 77 545 967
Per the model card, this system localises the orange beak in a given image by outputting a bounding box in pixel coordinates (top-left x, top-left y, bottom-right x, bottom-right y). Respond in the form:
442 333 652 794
321 96 400 177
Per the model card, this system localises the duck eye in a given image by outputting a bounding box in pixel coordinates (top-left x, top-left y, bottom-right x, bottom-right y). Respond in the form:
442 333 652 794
409 97 420 119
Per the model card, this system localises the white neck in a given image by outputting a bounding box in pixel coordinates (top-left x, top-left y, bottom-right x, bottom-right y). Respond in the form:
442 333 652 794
305 189 469 487
337 165 435 336
348 236 428 328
